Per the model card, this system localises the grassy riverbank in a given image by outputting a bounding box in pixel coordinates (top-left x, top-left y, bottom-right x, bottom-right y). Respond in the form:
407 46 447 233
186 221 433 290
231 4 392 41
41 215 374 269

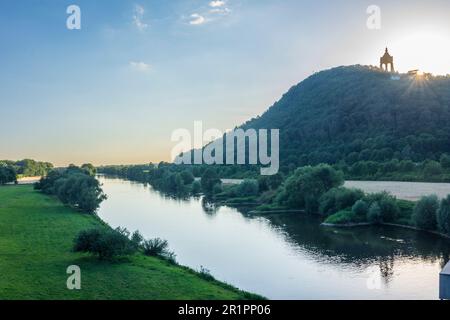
0 185 261 300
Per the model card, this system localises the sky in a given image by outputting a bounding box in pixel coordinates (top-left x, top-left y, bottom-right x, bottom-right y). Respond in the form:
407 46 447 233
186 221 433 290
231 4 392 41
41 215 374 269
1 0 450 166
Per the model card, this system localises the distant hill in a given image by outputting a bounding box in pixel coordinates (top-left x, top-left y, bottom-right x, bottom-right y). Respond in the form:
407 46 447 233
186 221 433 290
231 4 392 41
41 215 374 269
238 65 450 170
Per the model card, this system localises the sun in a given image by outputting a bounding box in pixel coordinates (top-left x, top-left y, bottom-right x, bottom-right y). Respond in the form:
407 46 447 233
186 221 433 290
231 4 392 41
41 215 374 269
390 30 450 75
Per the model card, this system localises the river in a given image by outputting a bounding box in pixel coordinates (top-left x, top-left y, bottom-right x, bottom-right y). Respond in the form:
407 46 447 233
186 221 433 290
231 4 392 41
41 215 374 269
97 176 450 300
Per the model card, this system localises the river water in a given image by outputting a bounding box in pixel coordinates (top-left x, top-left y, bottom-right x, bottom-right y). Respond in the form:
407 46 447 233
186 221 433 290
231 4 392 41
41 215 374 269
97 176 450 300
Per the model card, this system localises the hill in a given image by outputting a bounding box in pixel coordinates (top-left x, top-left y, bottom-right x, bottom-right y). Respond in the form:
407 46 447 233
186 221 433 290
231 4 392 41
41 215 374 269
241 65 450 171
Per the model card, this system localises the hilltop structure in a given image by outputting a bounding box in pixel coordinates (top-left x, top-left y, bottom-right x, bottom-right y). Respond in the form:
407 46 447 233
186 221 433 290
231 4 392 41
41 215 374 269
380 48 395 72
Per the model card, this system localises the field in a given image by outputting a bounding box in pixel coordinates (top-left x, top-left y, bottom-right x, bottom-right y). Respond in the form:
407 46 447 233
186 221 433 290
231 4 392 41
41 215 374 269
0 185 257 300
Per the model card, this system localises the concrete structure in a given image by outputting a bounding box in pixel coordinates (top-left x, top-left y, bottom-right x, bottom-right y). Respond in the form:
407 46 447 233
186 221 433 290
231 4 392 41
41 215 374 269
380 48 395 72
440 261 450 300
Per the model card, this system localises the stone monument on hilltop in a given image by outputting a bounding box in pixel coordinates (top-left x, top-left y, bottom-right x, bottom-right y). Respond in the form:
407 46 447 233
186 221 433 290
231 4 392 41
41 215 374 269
380 48 395 72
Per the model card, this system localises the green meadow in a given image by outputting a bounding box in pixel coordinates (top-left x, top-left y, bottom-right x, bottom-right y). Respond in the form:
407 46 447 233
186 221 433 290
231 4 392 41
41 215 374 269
0 185 258 300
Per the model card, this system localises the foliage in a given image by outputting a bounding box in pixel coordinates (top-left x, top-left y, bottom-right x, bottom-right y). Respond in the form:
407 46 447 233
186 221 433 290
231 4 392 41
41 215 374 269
364 192 399 222
201 168 222 194
142 238 169 257
35 166 107 214
367 202 382 224
319 187 364 216
191 180 202 195
237 179 259 197
324 210 364 225
412 195 439 230
437 196 450 235
81 163 97 176
0 159 53 177
352 200 369 216
73 227 137 260
0 165 17 185
276 164 344 213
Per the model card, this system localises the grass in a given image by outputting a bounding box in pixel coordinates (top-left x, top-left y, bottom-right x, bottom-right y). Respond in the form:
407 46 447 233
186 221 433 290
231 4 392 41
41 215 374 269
324 210 366 225
0 185 262 300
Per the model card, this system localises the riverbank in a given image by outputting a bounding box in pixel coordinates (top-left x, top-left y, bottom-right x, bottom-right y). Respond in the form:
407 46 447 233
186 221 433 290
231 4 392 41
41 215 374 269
0 185 262 300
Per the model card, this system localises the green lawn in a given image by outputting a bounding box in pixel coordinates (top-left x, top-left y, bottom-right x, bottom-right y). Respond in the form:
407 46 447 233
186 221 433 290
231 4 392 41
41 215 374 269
0 185 258 300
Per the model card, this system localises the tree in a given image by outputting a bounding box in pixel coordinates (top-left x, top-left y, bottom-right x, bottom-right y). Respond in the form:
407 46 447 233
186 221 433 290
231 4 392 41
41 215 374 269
364 192 399 222
276 164 344 213
191 180 202 195
237 179 259 197
412 195 439 230
423 160 442 177
35 166 107 214
352 199 369 216
180 170 195 185
440 154 450 169
437 195 450 235
201 168 221 194
367 202 382 224
0 165 17 185
81 163 97 176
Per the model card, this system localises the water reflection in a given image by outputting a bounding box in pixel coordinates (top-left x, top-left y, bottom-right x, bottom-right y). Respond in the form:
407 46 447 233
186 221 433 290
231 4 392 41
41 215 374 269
97 176 450 300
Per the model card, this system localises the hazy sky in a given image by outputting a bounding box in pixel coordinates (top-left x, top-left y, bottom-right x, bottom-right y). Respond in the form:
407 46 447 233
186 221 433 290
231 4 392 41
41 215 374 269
1 0 450 166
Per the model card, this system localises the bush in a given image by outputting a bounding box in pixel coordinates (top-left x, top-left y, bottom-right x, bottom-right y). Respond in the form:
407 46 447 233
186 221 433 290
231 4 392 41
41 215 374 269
180 170 195 185
201 168 221 194
0 165 17 185
423 160 443 177
191 180 202 194
73 227 137 259
198 266 215 282
36 167 107 214
352 200 369 216
412 195 439 230
367 202 382 224
365 192 399 222
237 179 259 197
319 187 364 216
142 238 169 257
276 164 344 213
437 195 450 235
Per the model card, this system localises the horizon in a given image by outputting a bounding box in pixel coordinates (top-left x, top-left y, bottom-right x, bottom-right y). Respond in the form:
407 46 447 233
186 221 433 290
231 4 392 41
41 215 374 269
1 0 450 167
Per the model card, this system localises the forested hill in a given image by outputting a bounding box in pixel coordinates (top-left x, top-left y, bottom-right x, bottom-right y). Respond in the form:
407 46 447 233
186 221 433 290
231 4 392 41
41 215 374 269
241 65 450 169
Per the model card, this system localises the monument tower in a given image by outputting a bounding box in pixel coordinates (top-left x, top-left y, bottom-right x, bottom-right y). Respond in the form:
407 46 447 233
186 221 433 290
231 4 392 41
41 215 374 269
380 48 395 72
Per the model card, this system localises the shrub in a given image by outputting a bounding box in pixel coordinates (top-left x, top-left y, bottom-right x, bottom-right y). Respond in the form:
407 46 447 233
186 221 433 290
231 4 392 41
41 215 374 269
437 195 450 235
180 170 195 185
36 167 107 214
212 183 223 195
412 195 439 230
201 168 221 193
352 200 369 216
198 266 215 282
130 230 144 248
238 179 259 196
142 238 169 257
0 165 17 185
319 187 364 216
191 180 202 194
365 192 399 222
276 164 344 213
423 160 443 177
73 227 137 259
367 202 382 224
